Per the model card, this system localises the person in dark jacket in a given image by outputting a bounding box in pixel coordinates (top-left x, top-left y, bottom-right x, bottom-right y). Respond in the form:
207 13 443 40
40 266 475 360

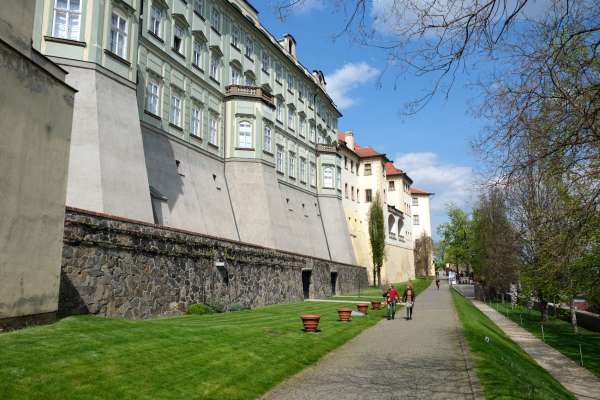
402 283 416 320
386 285 400 320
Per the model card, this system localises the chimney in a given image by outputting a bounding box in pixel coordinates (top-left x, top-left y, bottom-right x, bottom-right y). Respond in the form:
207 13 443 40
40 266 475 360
278 34 297 59
345 129 355 150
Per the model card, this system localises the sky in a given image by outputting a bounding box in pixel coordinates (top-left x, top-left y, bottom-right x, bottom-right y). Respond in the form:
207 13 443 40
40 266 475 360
252 0 486 239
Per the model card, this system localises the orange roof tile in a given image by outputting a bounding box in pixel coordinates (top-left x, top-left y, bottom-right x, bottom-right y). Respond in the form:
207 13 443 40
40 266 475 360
385 162 403 176
409 187 433 195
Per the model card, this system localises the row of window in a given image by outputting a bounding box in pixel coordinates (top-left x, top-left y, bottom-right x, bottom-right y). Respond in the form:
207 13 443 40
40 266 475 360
52 0 130 59
344 184 375 203
343 157 373 176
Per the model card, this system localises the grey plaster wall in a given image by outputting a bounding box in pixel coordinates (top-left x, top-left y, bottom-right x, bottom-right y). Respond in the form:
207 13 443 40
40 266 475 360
141 126 239 240
59 209 368 319
318 195 357 265
62 65 154 223
0 0 75 324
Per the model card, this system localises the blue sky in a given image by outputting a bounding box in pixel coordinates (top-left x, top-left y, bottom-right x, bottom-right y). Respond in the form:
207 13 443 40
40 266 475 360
253 0 484 239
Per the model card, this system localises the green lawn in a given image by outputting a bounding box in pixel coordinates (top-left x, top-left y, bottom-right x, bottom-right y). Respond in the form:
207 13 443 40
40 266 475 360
489 300 600 379
0 279 430 400
452 291 575 399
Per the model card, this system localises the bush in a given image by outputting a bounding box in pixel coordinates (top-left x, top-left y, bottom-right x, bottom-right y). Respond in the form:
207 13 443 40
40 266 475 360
186 304 214 315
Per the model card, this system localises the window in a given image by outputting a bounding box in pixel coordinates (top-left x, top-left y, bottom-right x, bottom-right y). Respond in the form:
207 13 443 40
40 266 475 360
263 124 272 153
310 162 316 186
194 0 205 17
287 72 294 92
191 106 202 137
170 93 182 127
209 113 218 145
276 145 284 173
275 63 282 82
351 186 355 201
276 98 284 122
344 156 348 169
365 189 373 203
300 158 307 182
173 24 184 54
310 123 316 142
389 181 395 191
231 25 240 48
413 214 420 225
245 34 254 59
344 183 348 198
211 8 221 33
238 121 252 148
323 166 334 188
298 83 305 102
289 152 296 178
150 5 162 37
110 13 128 58
299 117 306 137
231 65 241 85
412 196 419 206
146 79 159 115
288 107 296 131
245 73 255 86
53 0 82 40
209 52 221 81
364 163 372 176
336 167 341 190
350 160 354 173
308 93 314 109
357 189 360 203
193 40 204 67
261 51 270 72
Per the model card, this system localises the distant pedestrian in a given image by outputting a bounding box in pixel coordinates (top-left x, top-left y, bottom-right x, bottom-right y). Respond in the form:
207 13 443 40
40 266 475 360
403 283 416 320
386 284 400 320
435 278 440 290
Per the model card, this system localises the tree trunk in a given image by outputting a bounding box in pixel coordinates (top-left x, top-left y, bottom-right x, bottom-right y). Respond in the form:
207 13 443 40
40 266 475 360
540 300 549 322
570 298 578 334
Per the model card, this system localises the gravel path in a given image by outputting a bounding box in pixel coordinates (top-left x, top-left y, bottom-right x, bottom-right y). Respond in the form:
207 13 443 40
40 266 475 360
261 281 481 400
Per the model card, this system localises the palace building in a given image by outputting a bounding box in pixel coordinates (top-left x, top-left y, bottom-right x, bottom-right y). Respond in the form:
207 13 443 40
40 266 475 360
32 0 355 264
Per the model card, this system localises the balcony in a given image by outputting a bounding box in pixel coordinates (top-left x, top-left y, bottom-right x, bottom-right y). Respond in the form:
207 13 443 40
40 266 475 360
225 85 274 108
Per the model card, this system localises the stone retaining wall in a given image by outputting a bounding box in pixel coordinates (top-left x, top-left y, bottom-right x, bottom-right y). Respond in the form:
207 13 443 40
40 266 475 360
59 208 368 319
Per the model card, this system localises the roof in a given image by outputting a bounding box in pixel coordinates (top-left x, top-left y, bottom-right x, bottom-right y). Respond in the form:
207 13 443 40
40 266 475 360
384 162 403 176
337 131 386 159
410 187 434 195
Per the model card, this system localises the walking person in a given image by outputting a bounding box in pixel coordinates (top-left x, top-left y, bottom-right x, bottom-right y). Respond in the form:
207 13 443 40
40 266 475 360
435 277 440 290
386 284 400 320
403 282 416 320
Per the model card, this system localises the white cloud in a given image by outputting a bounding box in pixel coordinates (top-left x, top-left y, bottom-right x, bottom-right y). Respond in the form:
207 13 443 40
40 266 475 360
395 152 476 238
325 62 379 109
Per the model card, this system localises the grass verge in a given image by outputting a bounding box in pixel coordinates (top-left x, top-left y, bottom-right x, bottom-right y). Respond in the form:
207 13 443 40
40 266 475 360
0 279 430 400
452 290 575 399
489 300 600 379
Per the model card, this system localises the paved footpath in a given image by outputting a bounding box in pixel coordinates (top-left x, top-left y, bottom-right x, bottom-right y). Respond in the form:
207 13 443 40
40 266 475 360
473 301 600 400
261 282 482 400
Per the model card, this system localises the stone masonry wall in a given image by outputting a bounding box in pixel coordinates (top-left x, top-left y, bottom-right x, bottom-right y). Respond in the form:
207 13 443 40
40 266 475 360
59 208 368 319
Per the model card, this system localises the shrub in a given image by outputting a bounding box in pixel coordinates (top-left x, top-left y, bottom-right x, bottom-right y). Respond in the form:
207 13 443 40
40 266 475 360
186 304 214 315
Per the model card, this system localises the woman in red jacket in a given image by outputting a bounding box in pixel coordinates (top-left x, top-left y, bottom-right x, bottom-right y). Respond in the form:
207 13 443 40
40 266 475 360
386 285 400 320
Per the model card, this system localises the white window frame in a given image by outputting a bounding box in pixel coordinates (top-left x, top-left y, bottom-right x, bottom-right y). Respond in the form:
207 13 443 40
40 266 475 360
52 0 82 40
263 124 272 153
194 0 205 17
193 39 204 67
289 151 296 178
238 121 252 149
173 24 185 54
261 51 270 72
170 92 182 127
146 78 160 115
299 117 306 137
110 12 128 58
414 214 420 225
191 106 202 137
276 145 285 173
209 113 219 145
231 25 240 48
300 157 307 183
150 5 163 38
210 52 221 81
211 7 221 33
276 99 284 122
310 162 316 186
310 123 316 142
244 72 255 86
412 196 419 206
323 166 334 188
245 34 254 59
275 63 282 82
288 107 295 131
231 65 242 85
